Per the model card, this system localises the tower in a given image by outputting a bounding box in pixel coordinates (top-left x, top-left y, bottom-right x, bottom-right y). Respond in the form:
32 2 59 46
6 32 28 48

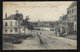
38 19 40 26
5 13 7 18
16 10 19 14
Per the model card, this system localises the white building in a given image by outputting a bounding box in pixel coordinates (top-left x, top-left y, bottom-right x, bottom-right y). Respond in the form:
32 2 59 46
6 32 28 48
3 14 20 34
67 1 77 34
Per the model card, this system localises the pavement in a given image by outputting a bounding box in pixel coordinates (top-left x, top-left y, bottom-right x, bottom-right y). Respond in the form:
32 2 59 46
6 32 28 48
13 32 77 50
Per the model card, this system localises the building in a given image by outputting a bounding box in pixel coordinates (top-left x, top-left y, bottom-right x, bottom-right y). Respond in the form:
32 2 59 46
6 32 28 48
3 14 20 34
3 11 27 34
55 14 68 36
33 20 55 31
60 15 68 35
67 1 77 34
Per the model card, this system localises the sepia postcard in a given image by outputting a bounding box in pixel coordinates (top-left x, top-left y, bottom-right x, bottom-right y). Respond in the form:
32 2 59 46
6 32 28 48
3 1 77 50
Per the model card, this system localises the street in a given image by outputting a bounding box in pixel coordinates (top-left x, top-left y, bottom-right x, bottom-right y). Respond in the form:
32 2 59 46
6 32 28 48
13 32 77 50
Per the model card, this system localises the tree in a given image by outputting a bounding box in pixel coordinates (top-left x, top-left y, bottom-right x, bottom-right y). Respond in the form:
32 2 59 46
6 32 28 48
21 16 33 34
14 10 23 34
14 10 23 24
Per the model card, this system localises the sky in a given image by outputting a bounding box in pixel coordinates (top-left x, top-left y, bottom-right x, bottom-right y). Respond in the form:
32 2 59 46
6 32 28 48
3 1 73 22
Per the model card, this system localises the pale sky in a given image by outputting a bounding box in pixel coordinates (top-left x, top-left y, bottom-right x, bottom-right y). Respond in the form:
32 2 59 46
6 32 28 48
3 1 73 22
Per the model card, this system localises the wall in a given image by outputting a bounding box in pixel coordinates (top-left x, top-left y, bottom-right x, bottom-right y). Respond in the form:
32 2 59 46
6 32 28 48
28 30 56 36
67 5 77 32
3 20 20 34
67 5 77 22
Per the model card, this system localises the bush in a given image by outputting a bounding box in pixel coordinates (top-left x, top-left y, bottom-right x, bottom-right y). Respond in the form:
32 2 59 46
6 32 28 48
3 37 15 43
11 40 23 44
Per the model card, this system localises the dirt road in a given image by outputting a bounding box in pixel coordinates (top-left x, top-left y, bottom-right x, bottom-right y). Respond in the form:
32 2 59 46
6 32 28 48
38 34 77 49
13 33 77 50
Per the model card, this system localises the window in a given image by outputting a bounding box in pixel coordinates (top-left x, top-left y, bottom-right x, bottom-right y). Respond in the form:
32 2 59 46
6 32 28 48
10 22 12 26
15 22 17 26
67 11 69 14
5 29 7 32
72 9 73 13
15 29 17 32
10 29 12 32
70 10 71 14
5 22 7 26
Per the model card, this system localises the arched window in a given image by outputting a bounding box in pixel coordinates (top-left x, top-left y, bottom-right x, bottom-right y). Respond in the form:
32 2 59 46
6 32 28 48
5 22 7 26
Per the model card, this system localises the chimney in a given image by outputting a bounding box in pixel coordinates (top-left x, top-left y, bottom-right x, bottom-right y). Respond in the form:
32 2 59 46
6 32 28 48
5 13 7 18
16 10 19 14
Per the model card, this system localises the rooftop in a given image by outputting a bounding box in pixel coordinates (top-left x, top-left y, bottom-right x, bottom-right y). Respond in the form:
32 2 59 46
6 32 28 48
67 1 77 10
4 14 15 20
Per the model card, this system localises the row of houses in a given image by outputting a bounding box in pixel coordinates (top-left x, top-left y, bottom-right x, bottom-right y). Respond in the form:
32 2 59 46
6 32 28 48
55 1 77 36
32 20 55 31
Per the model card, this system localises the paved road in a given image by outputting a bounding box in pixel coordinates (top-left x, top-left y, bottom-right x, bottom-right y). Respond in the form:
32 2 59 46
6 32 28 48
14 33 77 50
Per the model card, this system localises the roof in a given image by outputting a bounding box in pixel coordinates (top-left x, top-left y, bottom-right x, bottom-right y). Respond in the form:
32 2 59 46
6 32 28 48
4 14 15 20
3 13 23 20
58 14 67 24
67 1 77 10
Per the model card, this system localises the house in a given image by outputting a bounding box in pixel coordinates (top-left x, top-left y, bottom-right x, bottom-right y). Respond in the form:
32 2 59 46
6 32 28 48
3 11 28 35
55 14 68 36
67 1 77 34
3 13 20 34
60 14 68 34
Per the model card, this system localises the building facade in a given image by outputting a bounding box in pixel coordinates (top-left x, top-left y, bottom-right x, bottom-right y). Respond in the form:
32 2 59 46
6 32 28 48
55 14 68 36
3 20 20 34
3 14 20 34
67 1 77 34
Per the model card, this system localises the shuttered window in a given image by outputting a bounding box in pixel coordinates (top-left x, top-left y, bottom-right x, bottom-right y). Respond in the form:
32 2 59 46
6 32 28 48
5 22 7 26
15 22 17 26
